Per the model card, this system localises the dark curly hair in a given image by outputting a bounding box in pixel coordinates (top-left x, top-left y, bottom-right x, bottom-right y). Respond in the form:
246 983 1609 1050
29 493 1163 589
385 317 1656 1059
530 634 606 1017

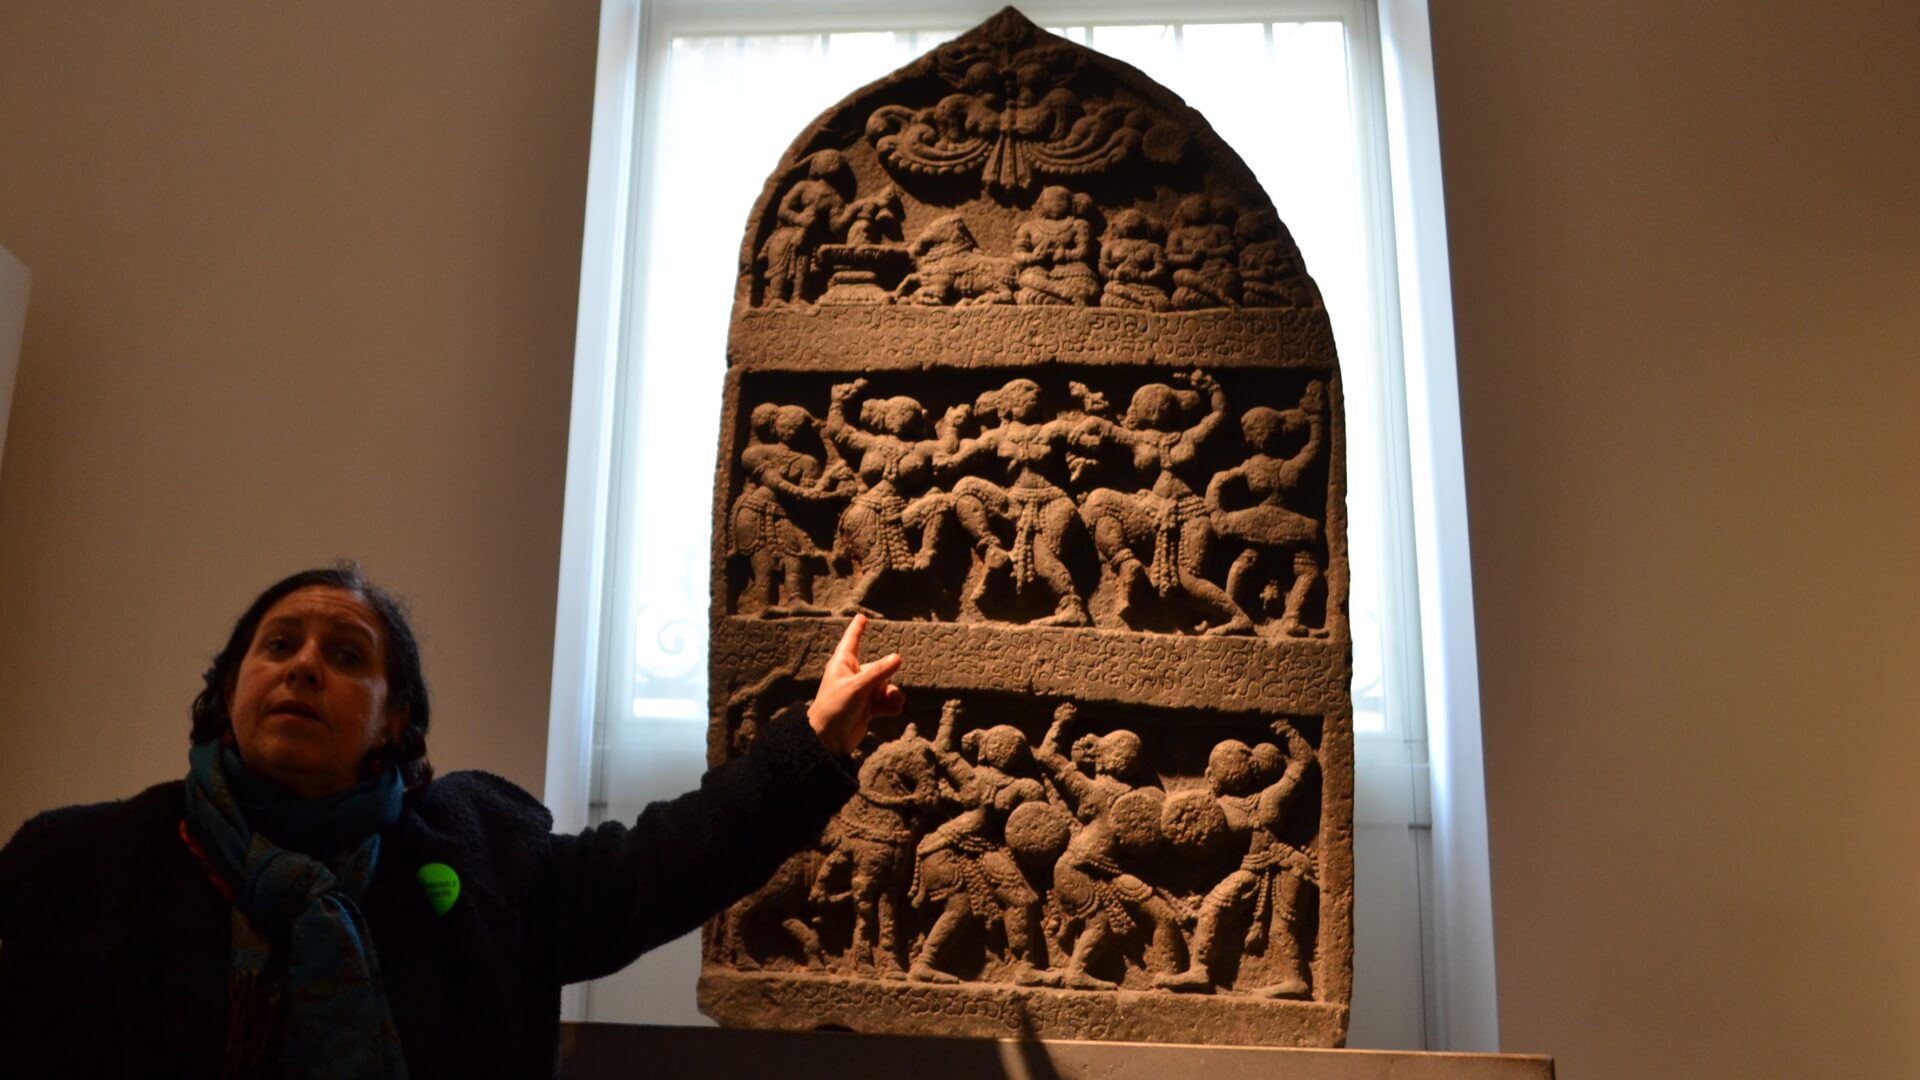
190 563 433 789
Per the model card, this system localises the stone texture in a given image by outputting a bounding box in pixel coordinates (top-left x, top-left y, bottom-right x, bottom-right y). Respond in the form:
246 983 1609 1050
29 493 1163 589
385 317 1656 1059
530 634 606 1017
703 7 1351 1047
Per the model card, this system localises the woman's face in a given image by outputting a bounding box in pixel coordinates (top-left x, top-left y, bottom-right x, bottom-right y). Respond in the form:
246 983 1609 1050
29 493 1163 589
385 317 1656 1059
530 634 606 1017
227 586 405 798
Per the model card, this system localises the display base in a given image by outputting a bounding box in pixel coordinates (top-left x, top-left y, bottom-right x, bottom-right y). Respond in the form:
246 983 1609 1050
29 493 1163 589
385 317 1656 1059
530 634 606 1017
700 969 1347 1046
558 1022 1554 1079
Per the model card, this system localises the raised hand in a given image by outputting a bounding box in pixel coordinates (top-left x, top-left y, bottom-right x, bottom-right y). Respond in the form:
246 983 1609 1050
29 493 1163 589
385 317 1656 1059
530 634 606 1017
806 614 904 755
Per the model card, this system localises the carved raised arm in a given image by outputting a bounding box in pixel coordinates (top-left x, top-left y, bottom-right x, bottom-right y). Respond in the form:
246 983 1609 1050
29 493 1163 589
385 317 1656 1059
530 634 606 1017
825 379 876 454
1279 380 1328 490
1041 702 1076 759
935 699 963 754
1035 703 1095 809
933 699 981 791
1256 721 1317 827
1183 369 1228 449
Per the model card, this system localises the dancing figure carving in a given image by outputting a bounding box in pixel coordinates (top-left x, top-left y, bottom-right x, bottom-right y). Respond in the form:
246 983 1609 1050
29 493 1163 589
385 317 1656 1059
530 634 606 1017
948 378 1096 627
1158 723 1319 996
731 404 848 617
825 380 963 618
1036 705 1191 989
908 700 1062 986
1079 371 1252 634
1207 382 1328 636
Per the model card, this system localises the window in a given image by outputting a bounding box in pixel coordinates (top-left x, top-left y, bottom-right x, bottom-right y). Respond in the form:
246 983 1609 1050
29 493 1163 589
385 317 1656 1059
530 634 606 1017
547 0 1493 1050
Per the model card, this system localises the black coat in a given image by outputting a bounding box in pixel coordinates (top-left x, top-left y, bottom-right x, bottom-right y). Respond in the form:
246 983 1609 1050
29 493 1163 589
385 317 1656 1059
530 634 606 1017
0 709 855 1077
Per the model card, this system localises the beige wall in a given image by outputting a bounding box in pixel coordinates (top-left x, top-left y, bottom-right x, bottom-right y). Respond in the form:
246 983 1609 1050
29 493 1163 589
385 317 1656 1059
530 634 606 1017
1430 1 1920 1076
0 3 599 835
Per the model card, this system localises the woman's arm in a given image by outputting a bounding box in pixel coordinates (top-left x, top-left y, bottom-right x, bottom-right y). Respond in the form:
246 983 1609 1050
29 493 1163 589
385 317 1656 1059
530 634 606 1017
527 618 900 985
1182 370 1228 452
825 379 876 456
1278 381 1327 491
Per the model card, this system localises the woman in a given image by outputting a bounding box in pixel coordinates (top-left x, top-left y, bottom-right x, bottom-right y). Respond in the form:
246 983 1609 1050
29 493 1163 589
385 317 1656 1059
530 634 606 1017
0 565 902 1077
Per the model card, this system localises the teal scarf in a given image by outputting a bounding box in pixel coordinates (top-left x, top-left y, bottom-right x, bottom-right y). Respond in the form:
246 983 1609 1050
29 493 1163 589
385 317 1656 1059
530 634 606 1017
184 741 409 1079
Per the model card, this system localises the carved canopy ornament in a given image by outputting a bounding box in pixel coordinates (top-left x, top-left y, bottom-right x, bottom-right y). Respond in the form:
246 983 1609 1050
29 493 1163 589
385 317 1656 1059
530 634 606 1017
710 6 1354 1051
866 11 1187 192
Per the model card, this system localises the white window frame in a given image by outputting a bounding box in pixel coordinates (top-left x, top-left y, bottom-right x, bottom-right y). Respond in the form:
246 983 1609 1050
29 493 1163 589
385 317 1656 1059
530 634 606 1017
547 0 1494 1050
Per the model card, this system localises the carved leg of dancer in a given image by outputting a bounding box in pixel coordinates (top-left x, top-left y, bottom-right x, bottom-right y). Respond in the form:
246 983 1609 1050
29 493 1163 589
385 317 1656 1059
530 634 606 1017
1255 872 1313 998
1281 550 1323 637
909 893 970 984
954 482 1013 620
1156 870 1253 991
744 547 776 616
835 568 886 619
1180 521 1253 635
1005 902 1064 987
1082 490 1151 623
1064 914 1118 990
779 553 827 616
1030 501 1088 627
1224 547 1261 614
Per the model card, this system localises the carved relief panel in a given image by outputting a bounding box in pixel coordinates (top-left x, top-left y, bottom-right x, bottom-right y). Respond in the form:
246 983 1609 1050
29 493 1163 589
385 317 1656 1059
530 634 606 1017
705 8 1353 1048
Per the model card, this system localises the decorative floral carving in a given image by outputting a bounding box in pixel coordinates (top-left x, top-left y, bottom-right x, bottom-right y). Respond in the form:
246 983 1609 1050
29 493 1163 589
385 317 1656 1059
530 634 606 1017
865 12 1183 194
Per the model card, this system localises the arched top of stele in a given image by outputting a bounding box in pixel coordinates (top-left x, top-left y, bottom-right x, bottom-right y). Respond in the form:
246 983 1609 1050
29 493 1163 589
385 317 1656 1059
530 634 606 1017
728 6 1335 370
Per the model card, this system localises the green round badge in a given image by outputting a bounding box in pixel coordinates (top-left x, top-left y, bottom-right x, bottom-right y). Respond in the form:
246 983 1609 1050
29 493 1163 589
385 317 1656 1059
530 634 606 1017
417 862 461 916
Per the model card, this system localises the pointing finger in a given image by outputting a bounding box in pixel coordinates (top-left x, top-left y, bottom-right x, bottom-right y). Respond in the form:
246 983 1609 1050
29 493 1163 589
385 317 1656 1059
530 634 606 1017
832 614 868 671
852 652 902 689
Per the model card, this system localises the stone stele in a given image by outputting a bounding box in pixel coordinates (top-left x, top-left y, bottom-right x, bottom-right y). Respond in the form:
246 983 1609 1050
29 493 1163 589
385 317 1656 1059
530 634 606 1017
702 7 1353 1048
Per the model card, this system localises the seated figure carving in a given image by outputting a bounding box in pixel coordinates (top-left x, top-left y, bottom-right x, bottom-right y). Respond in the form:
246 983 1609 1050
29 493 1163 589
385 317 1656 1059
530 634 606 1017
1206 381 1329 637
1167 195 1242 310
1234 208 1315 309
1099 208 1172 310
1012 186 1101 306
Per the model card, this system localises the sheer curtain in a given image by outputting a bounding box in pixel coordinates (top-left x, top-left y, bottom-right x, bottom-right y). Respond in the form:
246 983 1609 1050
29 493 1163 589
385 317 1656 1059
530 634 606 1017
585 14 1435 1048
